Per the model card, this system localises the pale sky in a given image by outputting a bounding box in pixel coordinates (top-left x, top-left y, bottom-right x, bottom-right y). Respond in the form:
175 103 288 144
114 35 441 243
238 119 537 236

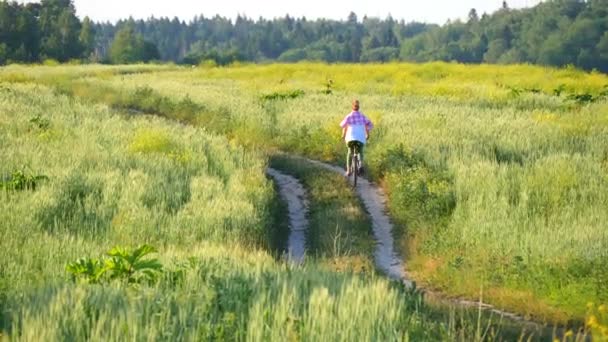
20 0 543 24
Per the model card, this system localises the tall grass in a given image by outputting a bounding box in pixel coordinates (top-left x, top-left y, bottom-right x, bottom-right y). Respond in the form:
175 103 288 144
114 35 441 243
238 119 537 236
42 61 608 324
270 155 375 273
3 62 606 335
0 82 274 309
0 80 521 340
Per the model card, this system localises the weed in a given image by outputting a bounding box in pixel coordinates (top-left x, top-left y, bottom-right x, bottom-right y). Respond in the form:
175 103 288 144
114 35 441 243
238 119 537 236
0 169 48 191
29 115 51 130
66 245 163 284
323 79 334 95
553 84 567 96
260 89 305 101
568 93 595 104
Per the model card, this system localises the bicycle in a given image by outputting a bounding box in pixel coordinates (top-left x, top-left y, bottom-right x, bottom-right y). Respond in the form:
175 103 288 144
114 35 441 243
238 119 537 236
347 141 364 187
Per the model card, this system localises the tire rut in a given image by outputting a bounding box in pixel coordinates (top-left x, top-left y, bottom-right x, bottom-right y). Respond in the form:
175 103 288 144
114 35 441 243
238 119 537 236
269 157 581 337
267 168 309 264
294 158 560 335
302 159 411 285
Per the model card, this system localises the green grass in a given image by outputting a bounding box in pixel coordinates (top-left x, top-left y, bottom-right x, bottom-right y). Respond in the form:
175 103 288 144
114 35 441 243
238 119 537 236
0 77 535 341
270 155 375 273
1 61 606 337
45 62 605 324
116 63 603 324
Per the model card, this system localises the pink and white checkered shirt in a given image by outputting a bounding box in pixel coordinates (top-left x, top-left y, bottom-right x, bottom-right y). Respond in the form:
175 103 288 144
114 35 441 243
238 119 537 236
340 111 373 130
340 111 373 144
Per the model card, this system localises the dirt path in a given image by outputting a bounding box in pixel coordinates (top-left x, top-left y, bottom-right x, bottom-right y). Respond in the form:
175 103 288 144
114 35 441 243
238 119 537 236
299 158 558 334
267 168 309 264
268 157 577 337
302 159 412 285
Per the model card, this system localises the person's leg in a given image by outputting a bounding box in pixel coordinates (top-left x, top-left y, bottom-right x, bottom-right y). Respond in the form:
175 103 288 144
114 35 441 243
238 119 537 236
358 143 364 166
346 142 354 175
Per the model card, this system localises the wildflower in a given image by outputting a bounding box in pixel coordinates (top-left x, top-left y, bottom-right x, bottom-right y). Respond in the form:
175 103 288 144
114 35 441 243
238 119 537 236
587 315 598 328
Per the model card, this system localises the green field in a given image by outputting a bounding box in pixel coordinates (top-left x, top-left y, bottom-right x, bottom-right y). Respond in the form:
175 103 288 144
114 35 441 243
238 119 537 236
1 62 607 340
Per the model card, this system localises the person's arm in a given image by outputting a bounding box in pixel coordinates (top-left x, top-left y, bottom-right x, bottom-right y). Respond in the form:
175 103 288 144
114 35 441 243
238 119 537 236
340 116 349 141
365 117 374 140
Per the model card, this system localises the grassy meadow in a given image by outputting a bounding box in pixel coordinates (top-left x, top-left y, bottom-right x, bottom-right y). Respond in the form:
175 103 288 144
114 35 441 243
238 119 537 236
1 62 607 339
0 71 526 341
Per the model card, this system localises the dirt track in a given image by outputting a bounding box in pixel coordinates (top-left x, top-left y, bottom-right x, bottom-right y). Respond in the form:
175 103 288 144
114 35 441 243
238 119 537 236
302 159 412 285
267 157 562 336
267 168 309 263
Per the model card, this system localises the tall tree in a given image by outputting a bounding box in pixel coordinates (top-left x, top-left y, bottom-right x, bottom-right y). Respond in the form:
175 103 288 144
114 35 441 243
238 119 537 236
468 8 479 23
39 0 82 61
79 17 95 60
110 25 159 63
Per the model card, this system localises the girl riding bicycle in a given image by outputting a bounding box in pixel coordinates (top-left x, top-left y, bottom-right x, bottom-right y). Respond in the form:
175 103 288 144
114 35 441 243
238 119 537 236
340 99 373 177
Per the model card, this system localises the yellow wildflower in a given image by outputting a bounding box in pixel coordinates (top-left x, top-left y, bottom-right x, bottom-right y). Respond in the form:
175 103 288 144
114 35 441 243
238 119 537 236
587 315 598 328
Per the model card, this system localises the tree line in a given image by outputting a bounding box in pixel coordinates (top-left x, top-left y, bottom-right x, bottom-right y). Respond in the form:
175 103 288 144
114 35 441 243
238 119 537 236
1 0 607 72
400 0 608 72
0 0 94 63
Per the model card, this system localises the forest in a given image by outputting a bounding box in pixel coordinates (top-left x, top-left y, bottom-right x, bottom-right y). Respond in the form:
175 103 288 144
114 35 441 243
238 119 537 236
0 0 607 68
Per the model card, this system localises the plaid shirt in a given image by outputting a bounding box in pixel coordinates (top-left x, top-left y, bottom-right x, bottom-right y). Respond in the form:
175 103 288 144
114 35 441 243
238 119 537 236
340 111 374 130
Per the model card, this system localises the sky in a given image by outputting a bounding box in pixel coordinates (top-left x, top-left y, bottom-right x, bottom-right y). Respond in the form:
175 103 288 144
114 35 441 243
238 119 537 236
20 0 543 24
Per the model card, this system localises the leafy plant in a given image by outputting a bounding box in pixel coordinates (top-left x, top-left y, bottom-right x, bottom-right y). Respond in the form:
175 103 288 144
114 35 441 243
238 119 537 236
0 169 48 191
260 89 305 101
323 79 334 95
553 84 567 97
600 85 608 98
29 115 51 130
105 245 163 283
66 244 163 284
65 257 106 284
568 93 595 104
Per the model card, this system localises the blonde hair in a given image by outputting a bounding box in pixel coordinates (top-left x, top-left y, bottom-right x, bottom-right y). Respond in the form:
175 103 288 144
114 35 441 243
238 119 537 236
352 99 360 111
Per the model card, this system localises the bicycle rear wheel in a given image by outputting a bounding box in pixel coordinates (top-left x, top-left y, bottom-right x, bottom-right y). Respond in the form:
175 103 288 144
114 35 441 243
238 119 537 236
353 155 358 187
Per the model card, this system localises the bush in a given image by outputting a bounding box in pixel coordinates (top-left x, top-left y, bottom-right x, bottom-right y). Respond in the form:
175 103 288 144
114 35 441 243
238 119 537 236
42 59 60 66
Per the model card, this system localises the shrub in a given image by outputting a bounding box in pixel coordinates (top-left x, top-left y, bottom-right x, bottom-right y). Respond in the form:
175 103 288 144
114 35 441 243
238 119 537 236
198 59 218 68
42 59 60 66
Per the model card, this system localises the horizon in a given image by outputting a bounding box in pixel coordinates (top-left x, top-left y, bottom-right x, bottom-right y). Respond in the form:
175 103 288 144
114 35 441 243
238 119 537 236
17 0 542 24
